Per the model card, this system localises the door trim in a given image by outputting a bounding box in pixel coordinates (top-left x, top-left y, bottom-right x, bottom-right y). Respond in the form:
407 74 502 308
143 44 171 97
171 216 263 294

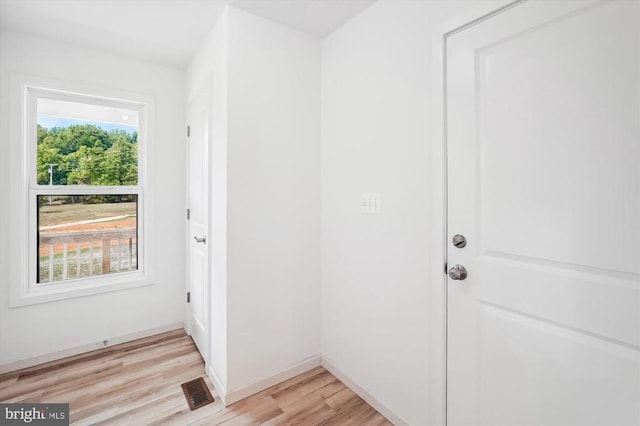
428 2 522 424
186 79 212 370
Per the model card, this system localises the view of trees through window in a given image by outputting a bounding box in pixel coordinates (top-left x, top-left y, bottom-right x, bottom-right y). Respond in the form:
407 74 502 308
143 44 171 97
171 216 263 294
37 124 138 186
36 99 141 285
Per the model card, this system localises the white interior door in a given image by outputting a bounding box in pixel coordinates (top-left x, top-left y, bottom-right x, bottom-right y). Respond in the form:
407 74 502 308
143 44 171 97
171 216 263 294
187 88 210 360
446 1 639 424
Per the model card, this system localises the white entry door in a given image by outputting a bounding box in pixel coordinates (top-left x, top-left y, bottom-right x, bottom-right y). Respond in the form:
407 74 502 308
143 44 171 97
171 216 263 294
446 1 639 425
187 87 210 360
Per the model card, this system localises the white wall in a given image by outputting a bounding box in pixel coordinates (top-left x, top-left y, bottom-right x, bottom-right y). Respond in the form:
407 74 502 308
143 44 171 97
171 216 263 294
186 6 321 398
321 1 476 424
0 31 186 367
186 9 229 392
226 7 321 393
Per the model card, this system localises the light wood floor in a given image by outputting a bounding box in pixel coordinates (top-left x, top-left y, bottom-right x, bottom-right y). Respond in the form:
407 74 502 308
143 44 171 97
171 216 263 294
0 329 392 425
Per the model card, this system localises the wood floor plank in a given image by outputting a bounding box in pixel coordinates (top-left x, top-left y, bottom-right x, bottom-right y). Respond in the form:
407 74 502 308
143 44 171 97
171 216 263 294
13 329 186 379
0 330 393 425
277 396 335 425
0 372 19 391
274 378 344 415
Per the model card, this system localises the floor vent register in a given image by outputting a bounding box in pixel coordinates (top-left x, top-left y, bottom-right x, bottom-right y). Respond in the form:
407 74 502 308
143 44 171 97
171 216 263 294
181 377 215 411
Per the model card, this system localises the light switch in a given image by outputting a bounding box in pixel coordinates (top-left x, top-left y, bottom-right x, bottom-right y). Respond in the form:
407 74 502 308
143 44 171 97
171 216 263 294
360 193 380 214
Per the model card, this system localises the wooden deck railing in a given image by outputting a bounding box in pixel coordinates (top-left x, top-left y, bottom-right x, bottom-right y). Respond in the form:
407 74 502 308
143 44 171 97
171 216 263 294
39 228 137 283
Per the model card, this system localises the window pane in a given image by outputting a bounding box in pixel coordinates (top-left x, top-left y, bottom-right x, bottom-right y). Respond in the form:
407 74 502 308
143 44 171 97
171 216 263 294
37 98 139 186
37 195 138 284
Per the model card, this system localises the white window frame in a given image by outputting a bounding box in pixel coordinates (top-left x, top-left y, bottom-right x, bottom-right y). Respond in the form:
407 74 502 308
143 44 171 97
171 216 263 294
9 74 155 307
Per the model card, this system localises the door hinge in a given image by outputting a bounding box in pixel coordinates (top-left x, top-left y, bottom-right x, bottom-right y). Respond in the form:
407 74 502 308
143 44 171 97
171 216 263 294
187 125 191 138
187 208 190 220
187 292 191 303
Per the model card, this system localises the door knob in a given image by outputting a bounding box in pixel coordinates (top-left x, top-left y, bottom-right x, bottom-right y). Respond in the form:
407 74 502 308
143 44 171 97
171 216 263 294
448 264 467 280
194 235 207 244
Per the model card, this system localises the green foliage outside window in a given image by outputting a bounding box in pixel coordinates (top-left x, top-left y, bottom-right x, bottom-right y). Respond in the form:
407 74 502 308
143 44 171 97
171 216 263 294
37 124 138 186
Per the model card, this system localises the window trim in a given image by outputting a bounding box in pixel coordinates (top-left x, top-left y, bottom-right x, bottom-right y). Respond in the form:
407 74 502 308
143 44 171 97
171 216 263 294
9 74 156 307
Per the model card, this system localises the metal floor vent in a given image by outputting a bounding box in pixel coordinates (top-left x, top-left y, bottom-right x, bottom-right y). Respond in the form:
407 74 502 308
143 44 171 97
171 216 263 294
181 377 214 411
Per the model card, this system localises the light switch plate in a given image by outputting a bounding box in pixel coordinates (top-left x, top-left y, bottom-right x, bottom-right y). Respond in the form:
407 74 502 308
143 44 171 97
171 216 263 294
361 193 380 214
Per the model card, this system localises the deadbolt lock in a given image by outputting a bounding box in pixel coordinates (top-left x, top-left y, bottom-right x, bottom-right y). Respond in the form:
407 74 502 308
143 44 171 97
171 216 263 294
453 234 467 248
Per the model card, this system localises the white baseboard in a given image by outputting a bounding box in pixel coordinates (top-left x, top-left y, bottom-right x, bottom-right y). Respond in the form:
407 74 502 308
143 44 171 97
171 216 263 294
207 365 228 406
204 354 404 425
0 322 184 374
321 356 408 426
220 355 322 406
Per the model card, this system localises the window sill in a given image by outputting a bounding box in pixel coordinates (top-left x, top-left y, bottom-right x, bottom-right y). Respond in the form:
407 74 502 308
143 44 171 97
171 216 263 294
10 272 154 308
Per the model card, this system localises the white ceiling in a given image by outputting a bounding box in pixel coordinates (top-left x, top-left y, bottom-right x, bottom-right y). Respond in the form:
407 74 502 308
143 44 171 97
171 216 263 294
0 0 232 68
232 0 375 38
0 0 375 69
